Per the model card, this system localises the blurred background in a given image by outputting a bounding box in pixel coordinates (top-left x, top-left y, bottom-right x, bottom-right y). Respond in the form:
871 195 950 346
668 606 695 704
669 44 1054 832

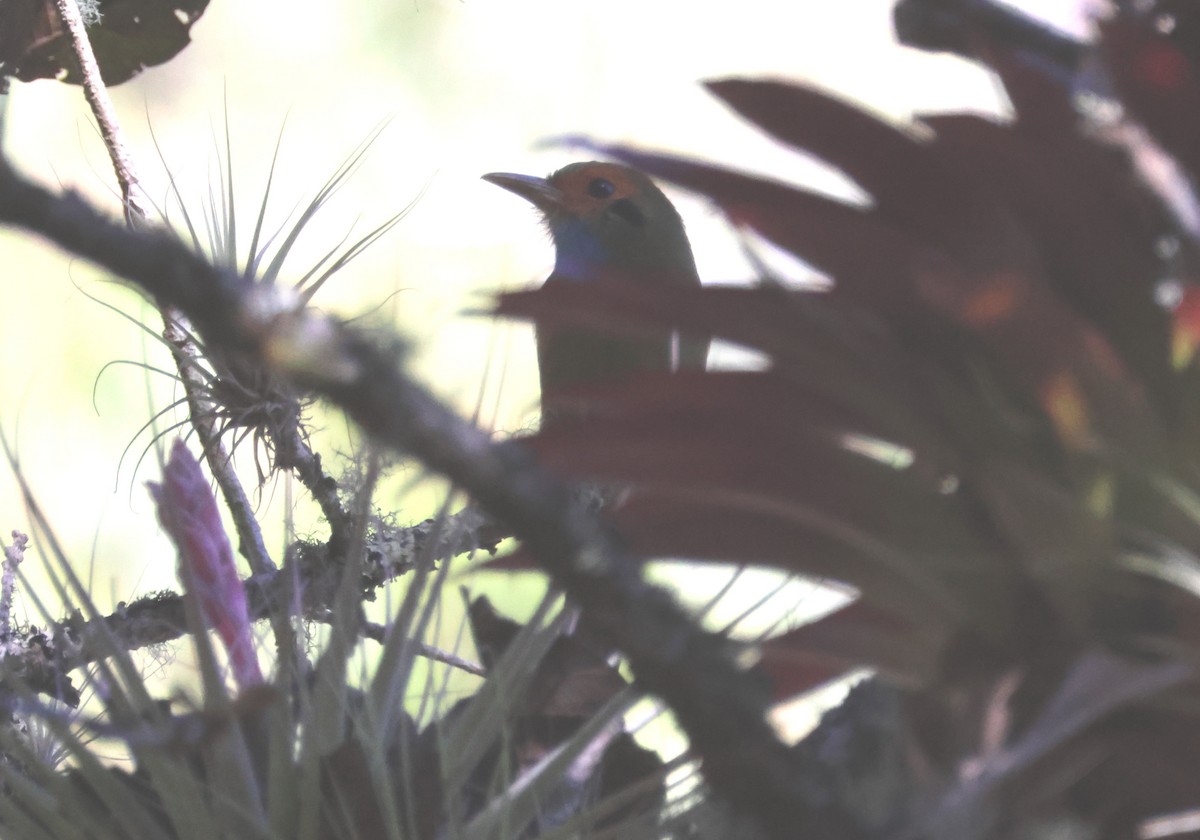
0 0 1091 729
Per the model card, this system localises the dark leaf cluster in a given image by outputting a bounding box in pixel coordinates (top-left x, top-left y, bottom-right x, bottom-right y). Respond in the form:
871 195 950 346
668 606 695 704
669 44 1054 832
494 1 1200 836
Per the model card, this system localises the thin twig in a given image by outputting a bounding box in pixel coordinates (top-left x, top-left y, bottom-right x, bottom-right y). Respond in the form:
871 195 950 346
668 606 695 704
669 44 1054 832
52 0 273 575
161 318 275 573
275 426 355 559
361 621 485 677
51 0 147 220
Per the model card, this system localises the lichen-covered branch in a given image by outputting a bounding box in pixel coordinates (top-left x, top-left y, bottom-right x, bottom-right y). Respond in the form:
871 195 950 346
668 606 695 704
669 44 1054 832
3 505 504 706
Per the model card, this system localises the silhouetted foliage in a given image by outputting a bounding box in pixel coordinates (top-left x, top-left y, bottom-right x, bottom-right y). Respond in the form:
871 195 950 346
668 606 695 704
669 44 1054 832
0 0 208 88
495 1 1200 835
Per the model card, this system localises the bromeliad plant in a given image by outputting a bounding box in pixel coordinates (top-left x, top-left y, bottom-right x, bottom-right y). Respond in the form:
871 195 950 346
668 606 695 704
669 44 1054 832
0 435 672 840
494 0 1200 835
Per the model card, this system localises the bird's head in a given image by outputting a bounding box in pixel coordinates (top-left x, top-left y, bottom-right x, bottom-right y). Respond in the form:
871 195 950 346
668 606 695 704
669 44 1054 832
483 161 697 284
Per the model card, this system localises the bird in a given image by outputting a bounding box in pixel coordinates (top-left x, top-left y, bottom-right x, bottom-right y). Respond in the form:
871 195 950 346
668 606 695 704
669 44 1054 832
483 161 707 418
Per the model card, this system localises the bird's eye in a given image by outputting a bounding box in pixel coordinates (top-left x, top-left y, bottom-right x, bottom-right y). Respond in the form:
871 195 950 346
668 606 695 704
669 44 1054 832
586 178 615 199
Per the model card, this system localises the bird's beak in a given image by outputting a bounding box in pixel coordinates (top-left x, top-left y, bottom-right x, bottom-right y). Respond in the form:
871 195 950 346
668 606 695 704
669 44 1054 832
482 172 565 215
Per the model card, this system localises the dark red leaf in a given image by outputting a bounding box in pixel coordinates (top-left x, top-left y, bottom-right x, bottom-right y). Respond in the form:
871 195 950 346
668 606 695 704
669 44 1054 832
1101 18 1200 183
981 46 1079 136
705 79 1043 277
759 601 946 700
924 112 1178 422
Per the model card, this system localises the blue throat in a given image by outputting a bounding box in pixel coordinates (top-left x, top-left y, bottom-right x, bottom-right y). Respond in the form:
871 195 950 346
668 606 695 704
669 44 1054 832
551 218 611 281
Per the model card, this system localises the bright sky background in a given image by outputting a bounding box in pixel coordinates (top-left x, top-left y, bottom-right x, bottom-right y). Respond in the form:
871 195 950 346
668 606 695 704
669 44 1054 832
0 0 1091 704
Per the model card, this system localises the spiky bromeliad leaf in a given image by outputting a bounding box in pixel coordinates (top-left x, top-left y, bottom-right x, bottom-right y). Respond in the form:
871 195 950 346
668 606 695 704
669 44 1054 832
134 118 414 488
